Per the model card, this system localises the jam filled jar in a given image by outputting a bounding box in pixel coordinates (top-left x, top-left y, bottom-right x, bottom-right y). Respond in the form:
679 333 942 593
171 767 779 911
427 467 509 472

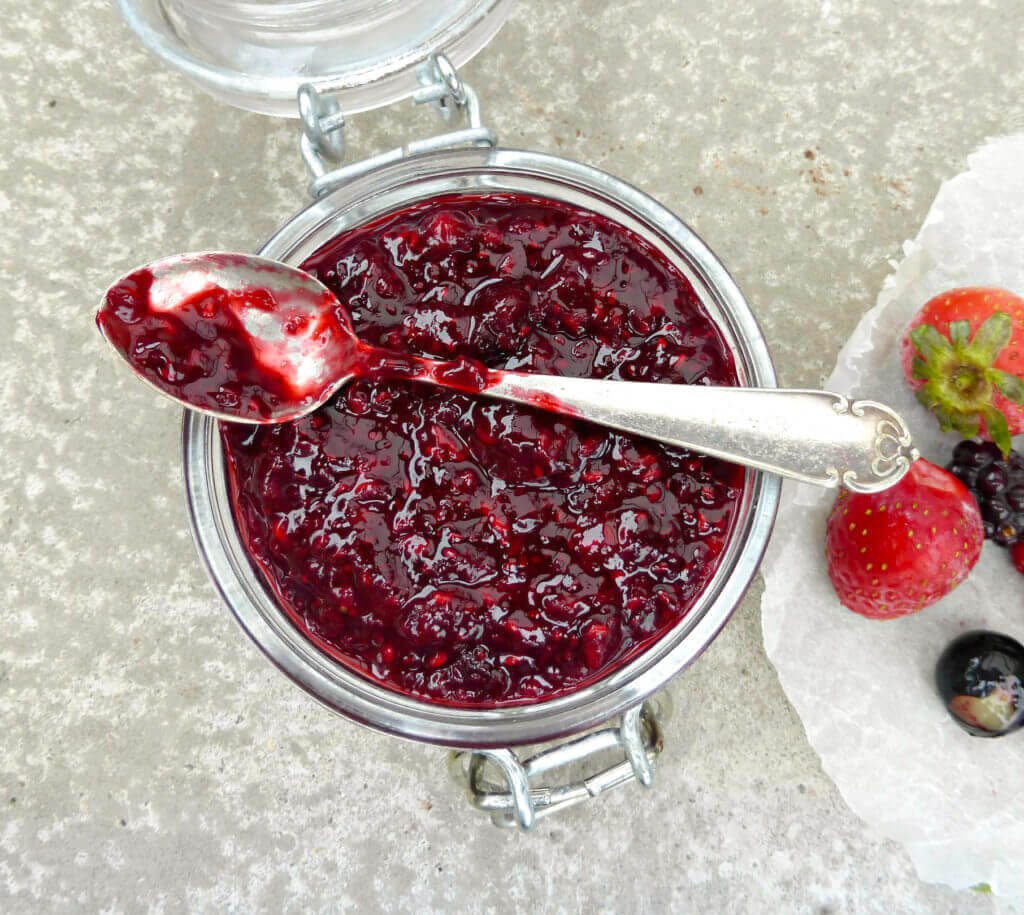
119 0 781 829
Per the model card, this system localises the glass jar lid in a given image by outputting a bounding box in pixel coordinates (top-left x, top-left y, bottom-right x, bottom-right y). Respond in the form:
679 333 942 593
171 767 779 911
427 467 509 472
116 0 515 117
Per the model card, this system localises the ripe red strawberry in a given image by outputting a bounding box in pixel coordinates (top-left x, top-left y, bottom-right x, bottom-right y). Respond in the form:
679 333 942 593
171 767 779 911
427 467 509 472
1012 541 1024 576
900 287 1024 456
826 459 983 619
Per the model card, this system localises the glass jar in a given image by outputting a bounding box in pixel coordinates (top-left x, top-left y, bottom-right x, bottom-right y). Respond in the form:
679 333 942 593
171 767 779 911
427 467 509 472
182 144 781 825
117 0 515 115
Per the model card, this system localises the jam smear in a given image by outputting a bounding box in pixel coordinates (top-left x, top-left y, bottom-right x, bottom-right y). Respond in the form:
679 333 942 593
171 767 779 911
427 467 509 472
222 193 745 706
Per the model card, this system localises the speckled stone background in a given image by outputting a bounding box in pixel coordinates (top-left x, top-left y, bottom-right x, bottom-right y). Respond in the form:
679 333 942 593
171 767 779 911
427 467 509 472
3 1 1024 912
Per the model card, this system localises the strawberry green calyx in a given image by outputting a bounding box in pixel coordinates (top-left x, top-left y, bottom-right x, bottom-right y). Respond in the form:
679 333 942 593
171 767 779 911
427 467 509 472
910 312 1024 456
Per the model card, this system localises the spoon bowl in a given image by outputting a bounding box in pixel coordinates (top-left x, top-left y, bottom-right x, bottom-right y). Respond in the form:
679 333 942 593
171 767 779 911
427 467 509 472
96 251 359 423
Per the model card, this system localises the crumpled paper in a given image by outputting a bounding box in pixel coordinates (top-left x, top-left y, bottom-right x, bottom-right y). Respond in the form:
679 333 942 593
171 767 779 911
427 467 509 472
761 133 1024 896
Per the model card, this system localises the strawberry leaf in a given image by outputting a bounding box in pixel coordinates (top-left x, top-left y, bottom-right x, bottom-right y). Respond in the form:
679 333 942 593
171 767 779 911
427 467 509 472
949 320 971 346
990 368 1024 404
968 312 1012 364
911 356 930 381
920 395 957 433
983 406 1013 457
910 324 951 362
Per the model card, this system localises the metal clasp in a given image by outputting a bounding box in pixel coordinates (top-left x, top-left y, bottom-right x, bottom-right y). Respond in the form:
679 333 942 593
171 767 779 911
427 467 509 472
449 699 669 831
298 53 497 199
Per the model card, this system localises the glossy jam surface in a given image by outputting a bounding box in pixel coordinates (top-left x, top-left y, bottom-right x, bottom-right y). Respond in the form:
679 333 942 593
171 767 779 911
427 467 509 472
222 193 745 706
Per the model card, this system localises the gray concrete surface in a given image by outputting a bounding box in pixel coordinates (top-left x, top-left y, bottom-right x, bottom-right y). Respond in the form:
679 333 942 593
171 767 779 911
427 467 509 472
2 1 1024 912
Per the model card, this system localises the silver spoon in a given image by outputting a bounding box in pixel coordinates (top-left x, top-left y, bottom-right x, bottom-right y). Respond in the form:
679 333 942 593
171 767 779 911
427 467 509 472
96 251 919 494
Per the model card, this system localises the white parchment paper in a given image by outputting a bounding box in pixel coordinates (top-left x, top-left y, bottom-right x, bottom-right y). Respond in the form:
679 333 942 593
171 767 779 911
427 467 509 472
761 133 1024 896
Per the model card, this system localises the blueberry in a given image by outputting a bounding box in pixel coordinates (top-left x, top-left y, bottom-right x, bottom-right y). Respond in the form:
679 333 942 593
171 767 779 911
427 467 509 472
935 631 1024 737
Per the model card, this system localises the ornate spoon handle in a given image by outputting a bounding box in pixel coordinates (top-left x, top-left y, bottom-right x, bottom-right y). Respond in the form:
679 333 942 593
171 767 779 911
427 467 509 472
483 377 919 493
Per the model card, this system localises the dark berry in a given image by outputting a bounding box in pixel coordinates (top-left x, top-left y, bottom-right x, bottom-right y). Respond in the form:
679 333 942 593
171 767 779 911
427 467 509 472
935 631 1024 737
947 440 1024 548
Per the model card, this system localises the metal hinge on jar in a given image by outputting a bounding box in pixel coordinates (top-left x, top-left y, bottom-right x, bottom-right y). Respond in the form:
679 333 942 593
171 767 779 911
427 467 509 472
449 699 669 830
298 53 497 199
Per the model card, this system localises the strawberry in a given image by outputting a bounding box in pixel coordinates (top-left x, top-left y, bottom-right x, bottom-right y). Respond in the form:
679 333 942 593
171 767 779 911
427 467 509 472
1012 541 1024 576
826 459 983 619
900 287 1024 456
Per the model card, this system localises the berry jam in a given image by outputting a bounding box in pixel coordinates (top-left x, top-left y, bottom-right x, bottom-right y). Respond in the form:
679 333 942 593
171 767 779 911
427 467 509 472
222 193 745 706
97 256 354 423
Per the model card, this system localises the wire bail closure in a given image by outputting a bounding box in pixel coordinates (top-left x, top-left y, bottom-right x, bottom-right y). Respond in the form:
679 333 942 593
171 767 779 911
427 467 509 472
298 53 497 199
449 699 669 830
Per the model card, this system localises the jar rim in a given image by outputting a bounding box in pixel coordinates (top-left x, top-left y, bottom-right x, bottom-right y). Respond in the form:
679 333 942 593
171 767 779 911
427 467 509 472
182 147 781 748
